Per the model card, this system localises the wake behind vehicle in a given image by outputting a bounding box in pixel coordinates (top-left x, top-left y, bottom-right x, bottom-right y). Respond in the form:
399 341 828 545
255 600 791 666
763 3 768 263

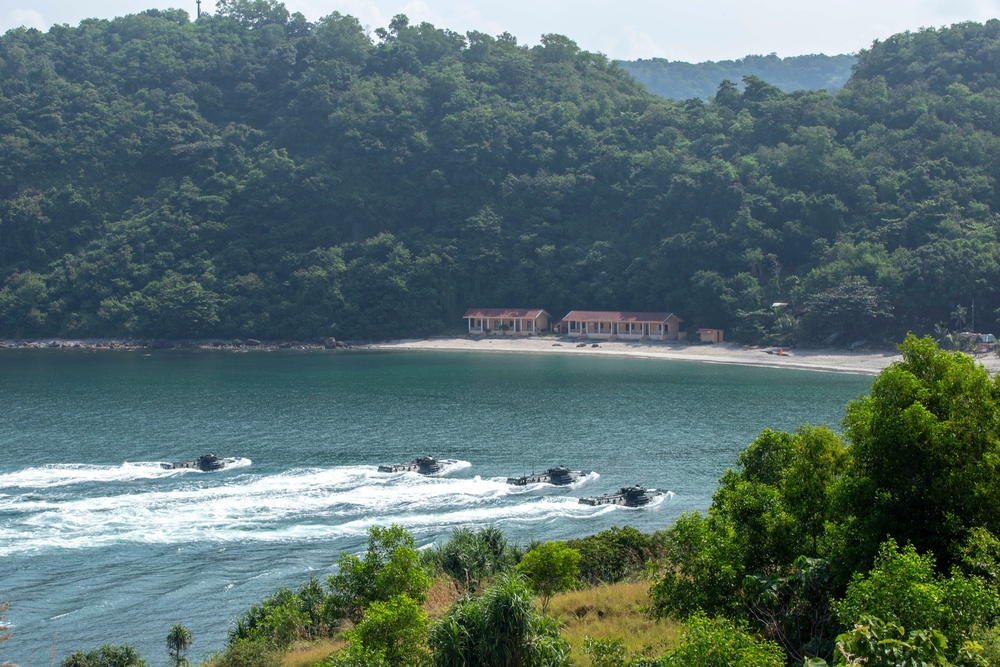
378 456 456 475
506 466 591 486
579 485 662 507
162 453 239 471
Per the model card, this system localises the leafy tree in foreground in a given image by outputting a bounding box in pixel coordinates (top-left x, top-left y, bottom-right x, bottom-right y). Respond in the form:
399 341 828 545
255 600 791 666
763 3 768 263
836 334 1000 574
326 524 430 623
166 625 192 667
430 572 569 667
516 541 581 612
651 425 848 627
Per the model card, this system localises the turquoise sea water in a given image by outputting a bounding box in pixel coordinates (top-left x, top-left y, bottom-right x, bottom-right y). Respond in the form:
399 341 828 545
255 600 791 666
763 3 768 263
0 349 872 663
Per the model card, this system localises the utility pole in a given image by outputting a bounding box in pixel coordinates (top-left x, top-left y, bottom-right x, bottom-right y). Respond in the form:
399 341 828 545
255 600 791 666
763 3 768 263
196 0 201 19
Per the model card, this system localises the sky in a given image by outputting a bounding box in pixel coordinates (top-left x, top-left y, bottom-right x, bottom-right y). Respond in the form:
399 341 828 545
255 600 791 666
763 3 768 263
2 0 1000 62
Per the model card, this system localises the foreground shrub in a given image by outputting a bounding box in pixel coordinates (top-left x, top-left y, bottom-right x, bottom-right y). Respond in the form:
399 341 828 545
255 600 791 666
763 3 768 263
835 538 1000 663
215 638 281 667
61 644 147 667
424 526 520 592
343 594 429 667
662 613 785 667
821 617 984 667
566 527 667 585
430 572 569 667
228 585 312 649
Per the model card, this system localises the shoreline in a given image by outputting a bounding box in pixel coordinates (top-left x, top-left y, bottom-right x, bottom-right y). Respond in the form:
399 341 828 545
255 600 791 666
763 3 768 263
5 334 1000 376
368 336 902 375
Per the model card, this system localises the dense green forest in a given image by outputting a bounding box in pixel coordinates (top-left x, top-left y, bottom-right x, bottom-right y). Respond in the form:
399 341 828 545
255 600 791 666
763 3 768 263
14 338 1000 666
619 53 856 101
1 4 1000 343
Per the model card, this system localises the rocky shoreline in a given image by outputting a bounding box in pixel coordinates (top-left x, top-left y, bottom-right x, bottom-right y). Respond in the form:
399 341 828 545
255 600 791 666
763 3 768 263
0 337 357 351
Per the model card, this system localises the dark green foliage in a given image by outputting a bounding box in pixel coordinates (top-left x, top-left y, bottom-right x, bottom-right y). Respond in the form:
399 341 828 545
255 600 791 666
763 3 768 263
61 645 147 667
3 12 1000 341
228 577 332 648
835 539 999 664
650 425 849 626
660 613 785 667
429 572 569 667
650 340 1000 664
565 526 667 585
743 556 837 663
837 335 1000 574
424 525 521 592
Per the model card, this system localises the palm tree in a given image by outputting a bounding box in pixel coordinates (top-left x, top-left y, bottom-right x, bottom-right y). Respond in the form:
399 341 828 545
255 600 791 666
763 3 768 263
166 625 192 667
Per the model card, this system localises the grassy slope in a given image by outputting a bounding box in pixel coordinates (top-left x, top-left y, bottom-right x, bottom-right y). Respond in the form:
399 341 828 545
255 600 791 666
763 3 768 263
547 581 679 666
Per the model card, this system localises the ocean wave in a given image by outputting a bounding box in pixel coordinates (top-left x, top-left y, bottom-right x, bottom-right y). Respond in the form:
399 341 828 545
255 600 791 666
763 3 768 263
0 459 252 490
0 463 635 555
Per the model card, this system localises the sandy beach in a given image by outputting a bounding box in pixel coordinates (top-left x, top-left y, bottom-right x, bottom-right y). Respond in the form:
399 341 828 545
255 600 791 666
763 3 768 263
370 335 1000 376
6 334 1000 376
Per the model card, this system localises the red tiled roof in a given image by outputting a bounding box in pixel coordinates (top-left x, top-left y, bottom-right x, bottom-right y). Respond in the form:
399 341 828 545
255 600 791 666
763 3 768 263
463 308 550 319
562 310 682 323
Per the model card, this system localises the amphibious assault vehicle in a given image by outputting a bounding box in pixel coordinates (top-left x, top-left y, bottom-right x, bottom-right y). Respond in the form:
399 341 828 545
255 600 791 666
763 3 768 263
378 456 455 474
506 466 590 486
579 485 662 507
162 453 238 472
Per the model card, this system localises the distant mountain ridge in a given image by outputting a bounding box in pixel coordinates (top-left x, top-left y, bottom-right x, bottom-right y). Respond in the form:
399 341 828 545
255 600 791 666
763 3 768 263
618 53 856 100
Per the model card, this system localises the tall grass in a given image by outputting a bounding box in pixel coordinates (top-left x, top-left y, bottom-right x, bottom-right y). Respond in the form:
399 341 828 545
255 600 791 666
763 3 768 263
279 639 345 667
547 581 679 666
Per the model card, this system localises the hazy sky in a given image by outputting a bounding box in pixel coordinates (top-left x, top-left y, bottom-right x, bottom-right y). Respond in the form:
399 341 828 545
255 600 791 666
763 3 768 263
3 0 1000 61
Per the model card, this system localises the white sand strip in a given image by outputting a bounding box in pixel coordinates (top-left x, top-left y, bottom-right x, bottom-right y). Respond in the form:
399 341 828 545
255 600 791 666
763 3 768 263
368 336 1000 376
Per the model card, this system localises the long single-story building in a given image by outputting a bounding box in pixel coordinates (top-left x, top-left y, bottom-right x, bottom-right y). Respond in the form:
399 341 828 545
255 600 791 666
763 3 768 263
463 308 551 335
562 311 685 341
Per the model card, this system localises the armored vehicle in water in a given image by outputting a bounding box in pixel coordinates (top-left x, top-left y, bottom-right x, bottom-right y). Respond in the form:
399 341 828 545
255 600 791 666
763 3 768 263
162 453 238 471
378 456 455 474
507 466 590 486
579 485 662 507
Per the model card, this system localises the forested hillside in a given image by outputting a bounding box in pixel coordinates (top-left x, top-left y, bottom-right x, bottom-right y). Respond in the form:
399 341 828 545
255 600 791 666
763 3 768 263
1 5 999 343
619 53 855 100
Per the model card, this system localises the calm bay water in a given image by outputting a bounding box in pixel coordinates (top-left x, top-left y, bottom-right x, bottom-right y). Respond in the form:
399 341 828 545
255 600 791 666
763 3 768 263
0 349 872 663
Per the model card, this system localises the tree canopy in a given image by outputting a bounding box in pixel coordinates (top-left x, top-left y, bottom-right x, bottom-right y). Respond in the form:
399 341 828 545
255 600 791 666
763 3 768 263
1 11 1000 342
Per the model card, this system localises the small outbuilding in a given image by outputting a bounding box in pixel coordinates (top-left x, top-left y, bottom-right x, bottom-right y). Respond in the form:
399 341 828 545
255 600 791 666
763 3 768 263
696 328 725 343
463 308 551 336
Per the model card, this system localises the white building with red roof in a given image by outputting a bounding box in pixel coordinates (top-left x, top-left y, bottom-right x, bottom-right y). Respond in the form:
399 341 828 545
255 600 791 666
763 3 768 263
463 308 551 336
562 310 684 341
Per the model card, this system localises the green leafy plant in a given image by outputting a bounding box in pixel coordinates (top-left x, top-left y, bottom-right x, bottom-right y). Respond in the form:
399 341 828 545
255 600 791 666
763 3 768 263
516 541 581 612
